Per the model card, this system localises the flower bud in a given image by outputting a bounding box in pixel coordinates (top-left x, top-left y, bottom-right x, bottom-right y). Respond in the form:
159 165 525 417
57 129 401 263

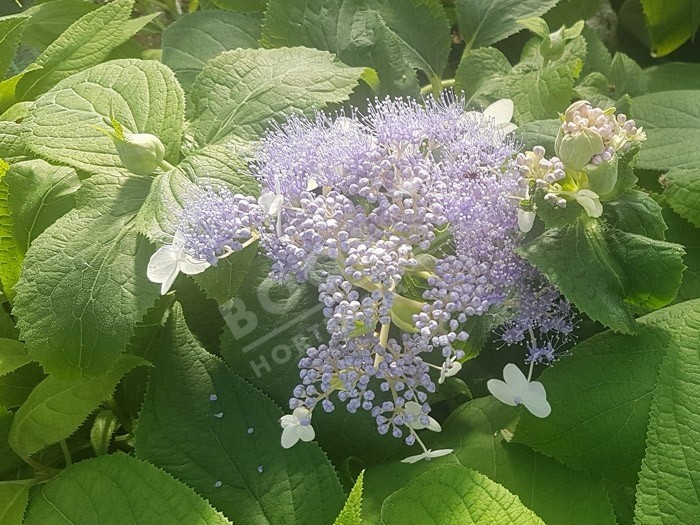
113 132 166 175
555 127 604 171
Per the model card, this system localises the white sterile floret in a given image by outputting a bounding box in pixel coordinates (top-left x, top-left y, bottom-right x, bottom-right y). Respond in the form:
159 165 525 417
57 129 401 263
574 189 603 218
401 448 454 464
147 231 210 294
438 356 462 384
280 407 315 449
258 191 284 217
517 209 537 233
404 401 441 432
487 363 551 418
483 99 518 134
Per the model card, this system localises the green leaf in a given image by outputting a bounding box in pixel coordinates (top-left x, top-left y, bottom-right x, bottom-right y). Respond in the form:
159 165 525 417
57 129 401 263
0 15 28 81
204 0 267 11
640 0 700 57
0 363 45 409
14 0 148 101
380 465 545 524
516 118 560 154
365 0 450 86
453 47 511 103
664 208 700 302
162 10 261 92
24 59 185 174
514 301 700 485
456 0 560 49
334 471 364 525
608 52 647 98
364 398 617 525
23 454 231 524
661 169 700 228
13 173 160 379
194 243 259 304
8 354 148 458
644 63 700 93
190 47 366 146
0 159 22 299
21 0 97 51
262 0 419 97
136 144 259 242
0 338 31 377
0 407 23 477
7 159 80 253
0 480 30 525
631 90 700 171
634 299 700 522
134 304 346 525
518 218 685 333
602 190 667 240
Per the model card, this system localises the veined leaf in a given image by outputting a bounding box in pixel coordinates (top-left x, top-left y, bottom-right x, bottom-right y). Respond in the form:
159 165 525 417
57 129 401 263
0 158 22 299
24 59 185 174
21 0 97 51
23 454 231 524
380 465 545 524
631 90 700 171
8 354 148 458
640 0 700 57
661 169 700 228
456 0 560 49
162 10 261 92
190 47 366 146
7 159 80 253
634 299 700 522
0 14 28 81
13 173 160 379
135 304 346 525
262 0 419 96
15 0 147 101
0 338 31 377
514 301 700 485
0 480 31 525
334 471 364 525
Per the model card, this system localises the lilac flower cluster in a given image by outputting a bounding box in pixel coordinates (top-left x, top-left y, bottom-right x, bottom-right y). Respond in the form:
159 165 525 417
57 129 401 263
157 95 576 451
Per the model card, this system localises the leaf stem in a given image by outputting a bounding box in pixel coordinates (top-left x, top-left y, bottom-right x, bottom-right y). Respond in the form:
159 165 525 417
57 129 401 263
60 440 72 467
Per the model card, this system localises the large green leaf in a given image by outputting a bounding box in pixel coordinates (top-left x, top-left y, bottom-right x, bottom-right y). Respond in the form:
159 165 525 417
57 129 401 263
24 59 185 174
0 363 45 409
365 0 450 87
0 480 30 525
453 47 511 104
631 90 700 171
23 454 231 524
0 120 28 164
8 354 148 458
634 299 700 522
190 47 366 146
13 173 160 379
0 14 28 81
364 398 616 525
14 0 147 101
7 159 80 253
334 471 364 525
0 158 22 299
193 243 259 304
0 407 23 477
664 209 700 302
0 338 31 377
518 218 685 333
380 465 545 524
262 0 419 96
661 169 700 228
135 304 345 525
162 10 261 92
514 301 700 485
20 0 97 51
645 63 700 93
640 0 700 57
455 0 560 49
136 144 259 242
601 190 666 240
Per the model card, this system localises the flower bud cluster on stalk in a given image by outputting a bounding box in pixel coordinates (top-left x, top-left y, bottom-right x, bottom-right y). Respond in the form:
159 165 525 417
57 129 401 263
145 96 641 461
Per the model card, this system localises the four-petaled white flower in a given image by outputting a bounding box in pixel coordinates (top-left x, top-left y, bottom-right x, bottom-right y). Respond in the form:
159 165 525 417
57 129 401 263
487 363 551 418
466 99 518 135
147 231 210 294
438 357 462 384
574 189 603 218
405 401 442 432
280 407 315 449
401 448 454 464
